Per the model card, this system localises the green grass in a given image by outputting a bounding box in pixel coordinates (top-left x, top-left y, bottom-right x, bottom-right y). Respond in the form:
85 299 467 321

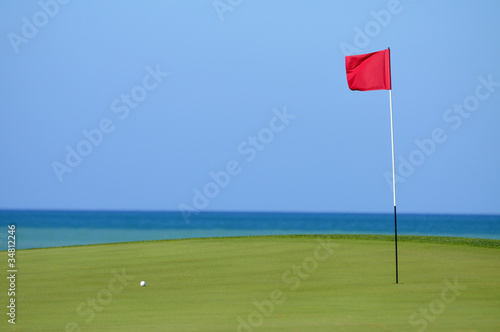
2 235 500 331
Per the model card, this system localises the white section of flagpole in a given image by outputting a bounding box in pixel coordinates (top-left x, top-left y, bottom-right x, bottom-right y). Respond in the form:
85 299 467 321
389 89 396 207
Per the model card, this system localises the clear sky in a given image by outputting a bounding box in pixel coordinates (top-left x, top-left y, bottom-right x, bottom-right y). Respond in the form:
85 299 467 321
1 0 499 215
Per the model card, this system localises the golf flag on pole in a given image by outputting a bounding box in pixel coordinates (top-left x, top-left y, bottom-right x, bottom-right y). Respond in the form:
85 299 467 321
345 48 399 284
345 49 391 91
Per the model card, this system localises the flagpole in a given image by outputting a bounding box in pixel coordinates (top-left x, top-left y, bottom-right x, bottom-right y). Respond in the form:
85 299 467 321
388 47 398 284
345 47 399 283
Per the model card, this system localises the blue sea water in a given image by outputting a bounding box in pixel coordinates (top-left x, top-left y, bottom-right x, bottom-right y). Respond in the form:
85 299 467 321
0 210 499 250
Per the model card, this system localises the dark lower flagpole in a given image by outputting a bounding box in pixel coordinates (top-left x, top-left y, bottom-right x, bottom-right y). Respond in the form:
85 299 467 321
388 47 398 283
394 205 398 283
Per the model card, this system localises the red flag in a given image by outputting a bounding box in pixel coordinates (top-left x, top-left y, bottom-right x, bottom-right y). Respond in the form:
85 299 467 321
345 49 391 91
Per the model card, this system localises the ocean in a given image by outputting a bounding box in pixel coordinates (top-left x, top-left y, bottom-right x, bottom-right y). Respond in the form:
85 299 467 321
1 210 499 250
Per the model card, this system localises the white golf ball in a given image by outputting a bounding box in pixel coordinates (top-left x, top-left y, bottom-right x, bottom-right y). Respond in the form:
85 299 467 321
140 280 146 287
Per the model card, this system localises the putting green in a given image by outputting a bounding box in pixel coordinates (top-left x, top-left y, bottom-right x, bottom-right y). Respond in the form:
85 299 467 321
2 235 500 331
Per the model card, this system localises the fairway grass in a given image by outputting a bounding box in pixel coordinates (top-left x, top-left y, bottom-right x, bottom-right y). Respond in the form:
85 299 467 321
2 235 500 331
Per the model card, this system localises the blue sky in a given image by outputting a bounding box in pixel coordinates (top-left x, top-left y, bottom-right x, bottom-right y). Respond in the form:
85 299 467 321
1 0 499 215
